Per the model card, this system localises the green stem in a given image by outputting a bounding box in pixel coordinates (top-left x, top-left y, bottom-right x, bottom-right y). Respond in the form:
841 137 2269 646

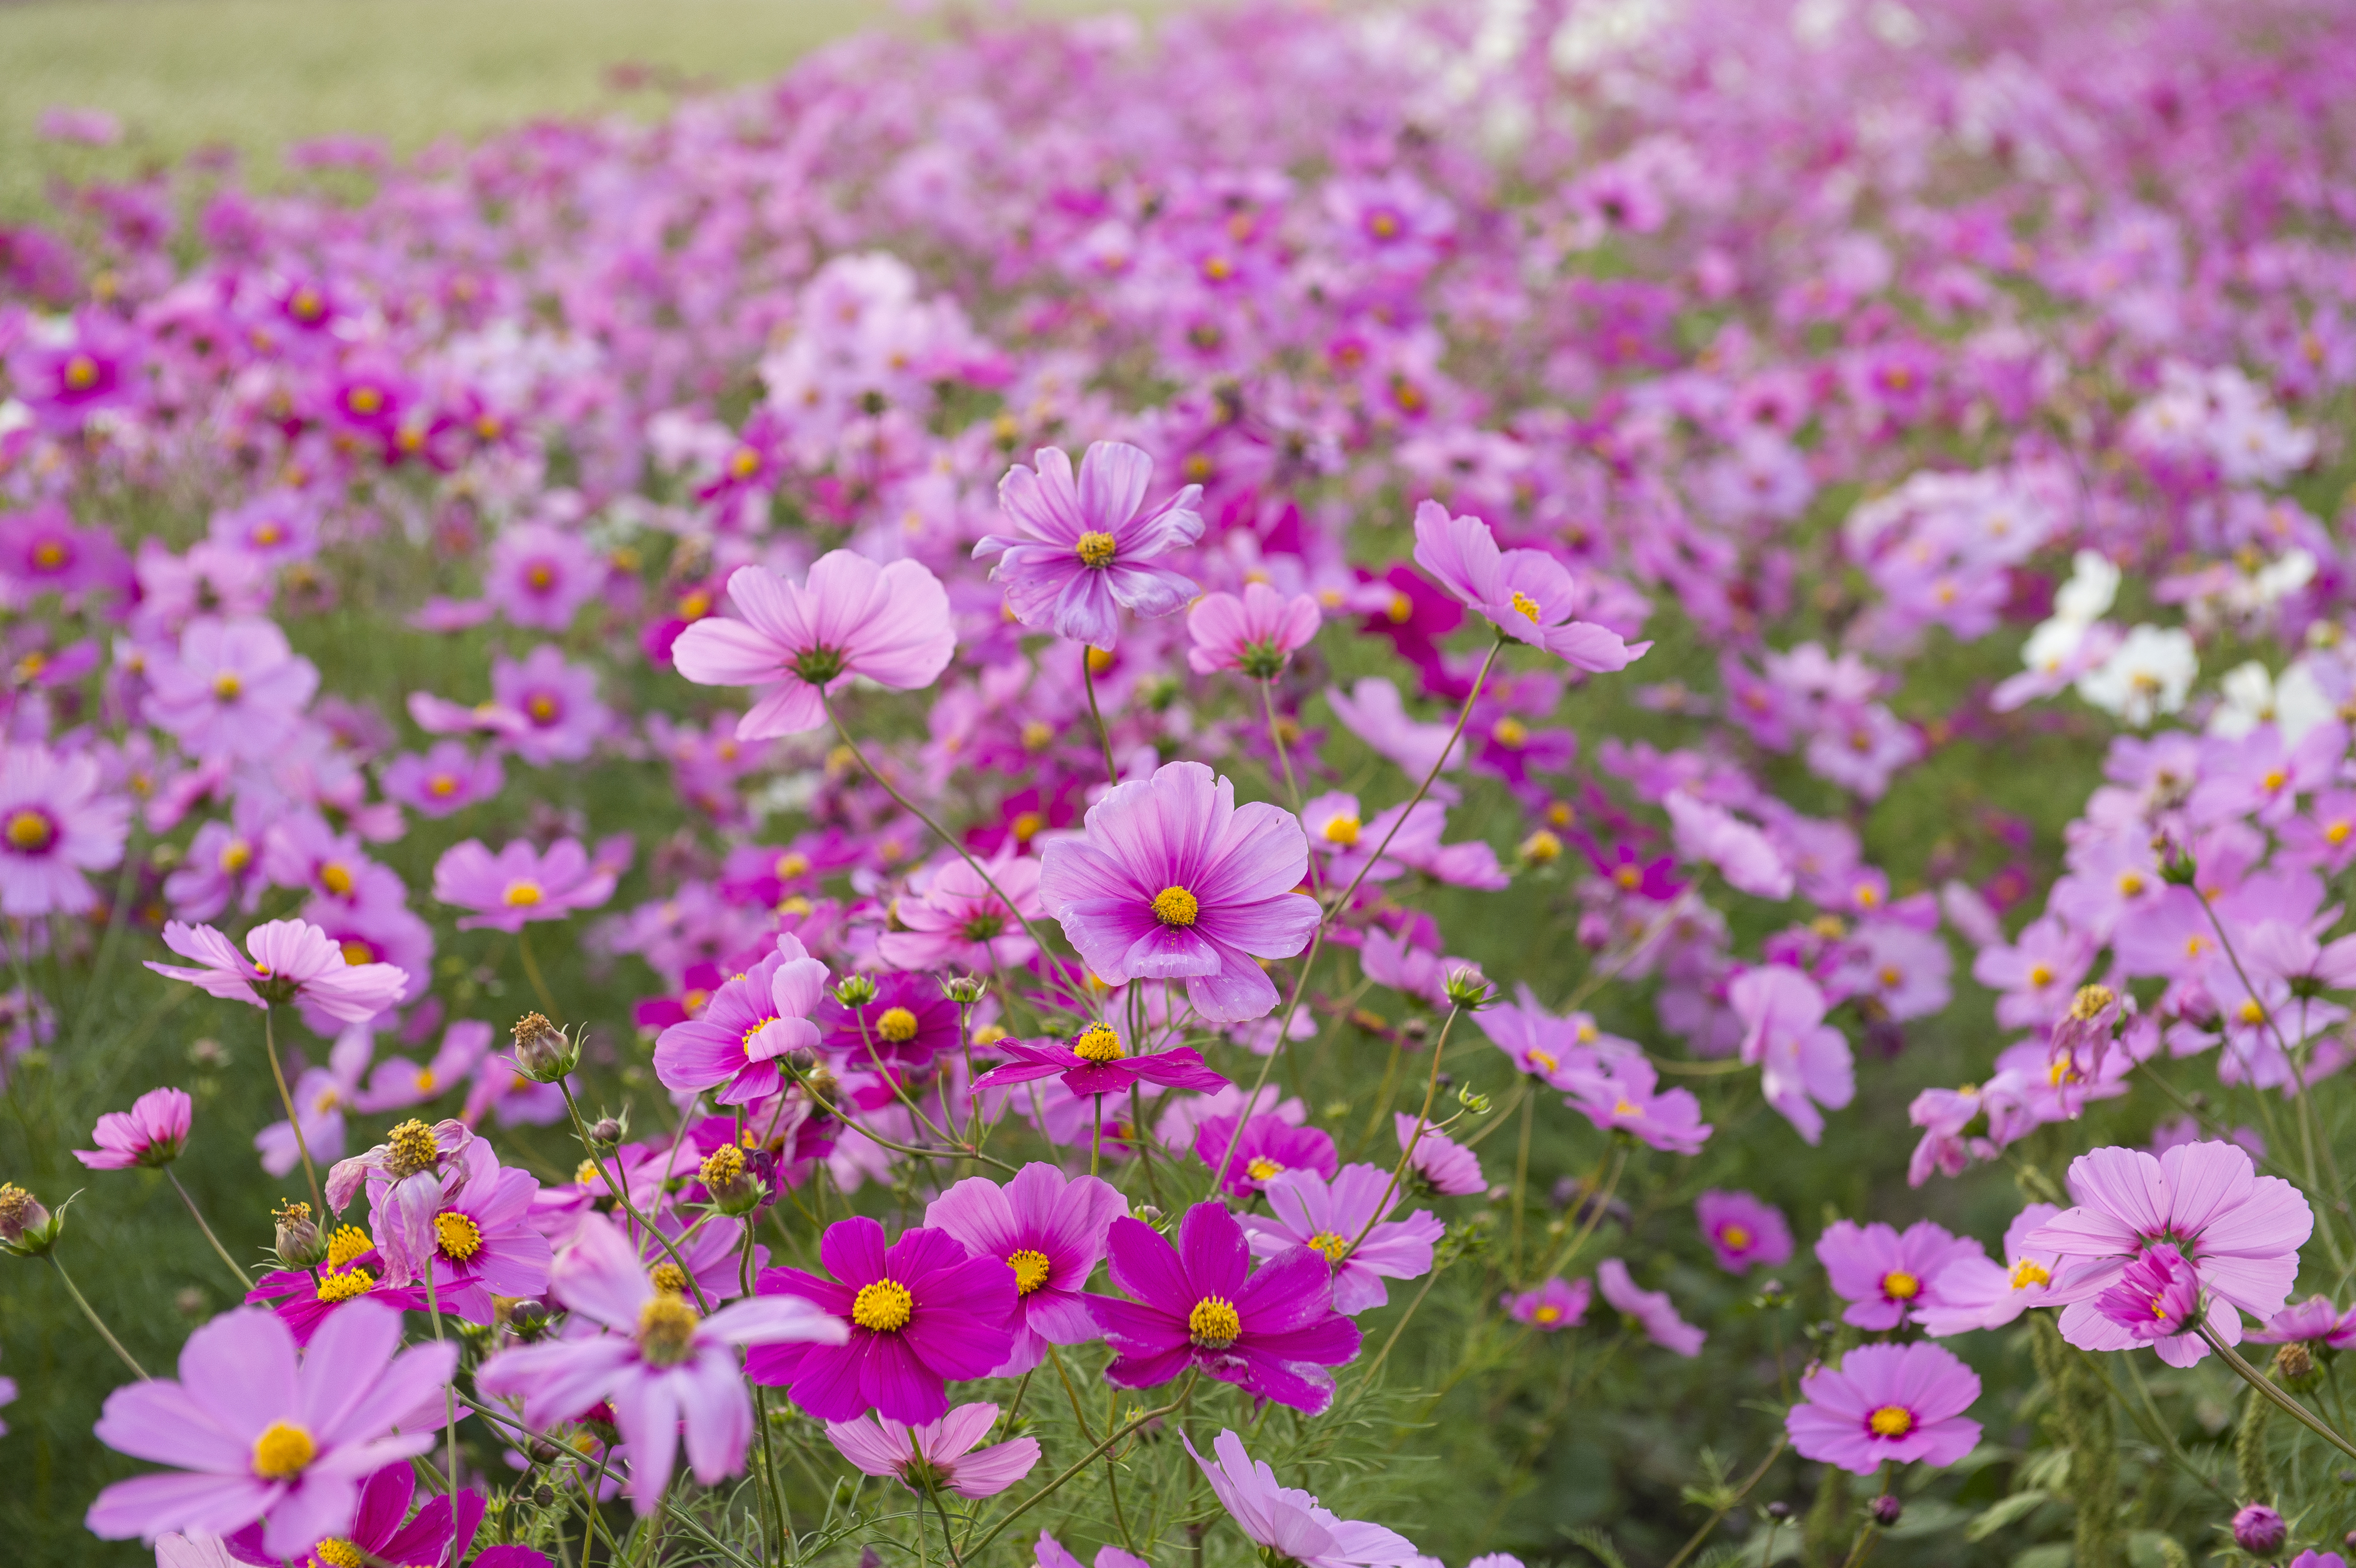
515 927 558 1016
262 1008 323 1218
2197 1319 2356 1463
958 1375 1197 1559
52 1254 147 1378
1346 1004 1462 1255
167 1166 252 1291
1083 646 1119 789
425 1265 460 1492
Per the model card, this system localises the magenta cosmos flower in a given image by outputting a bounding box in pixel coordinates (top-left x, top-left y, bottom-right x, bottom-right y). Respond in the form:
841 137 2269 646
747 1215 1018 1424
2092 1243 2203 1342
1037 760 1319 1023
420 1138 550 1325
144 617 321 764
1395 1113 1485 1196
74 1086 192 1169
1815 1219 1982 1331
673 554 957 740
1785 1341 1982 1477
0 741 130 917
85 1299 456 1557
1183 1428 1420 1568
147 919 409 1024
1410 502 1647 672
1695 1190 1793 1273
1243 1165 1442 1314
1503 1277 1591 1331
653 932 830 1106
1187 583 1322 679
327 1118 477 1288
973 1020 1229 1102
477 1213 845 1516
487 521 601 632
924 1164 1127 1375
432 838 616 932
975 441 1205 649
223 1462 482 1568
825 1401 1040 1499
1596 1258 1705 1356
1090 1201 1360 1414
1194 1111 1337 1199
2027 1140 2313 1367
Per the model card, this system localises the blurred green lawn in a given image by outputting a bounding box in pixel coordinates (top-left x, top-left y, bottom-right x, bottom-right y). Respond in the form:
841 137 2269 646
0 0 1143 220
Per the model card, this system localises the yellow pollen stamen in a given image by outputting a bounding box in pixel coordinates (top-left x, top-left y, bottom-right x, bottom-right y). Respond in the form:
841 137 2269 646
1533 1305 1563 1324
320 862 354 897
700 1144 744 1189
2010 1259 2050 1290
1245 1157 1284 1183
1076 531 1119 568
1322 815 1362 846
1308 1230 1352 1263
325 1225 372 1270
2116 871 2146 897
63 355 99 391
1188 1295 1242 1349
1881 1270 1920 1301
220 838 254 872
504 881 544 907
852 1279 915 1334
875 1007 919 1043
2264 769 2288 792
388 1119 437 1172
1614 865 1640 889
251 1421 316 1478
2239 999 2266 1025
212 672 242 700
2028 963 2054 988
1492 716 1529 748
5 811 51 851
1720 1224 1752 1249
1151 885 1200 927
316 1541 364 1568
650 1261 691 1295
1008 1248 1053 1295
2070 984 2115 1021
1074 1024 1125 1062
435 1210 482 1262
1868 1405 1914 1438
637 1293 700 1365
1510 591 1543 624
1387 593 1414 624
315 1266 375 1302
1011 811 1044 841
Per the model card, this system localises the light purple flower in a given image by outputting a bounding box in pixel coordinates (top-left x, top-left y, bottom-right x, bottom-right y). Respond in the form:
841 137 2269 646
1729 965 1855 1146
651 932 830 1106
143 617 320 763
874 849 1044 971
490 646 609 766
421 1139 550 1325
1035 1532 1154 1568
2247 1294 2356 1348
1394 1113 1484 1196
1188 583 1322 678
74 1086 193 1169
824 1401 1040 1498
146 919 409 1023
975 442 1204 648
924 1163 1127 1375
1037 760 1319 1023
0 742 131 917
673 554 957 739
1785 1341 1981 1477
1560 1056 1710 1154
476 1213 844 1515
1695 1190 1793 1273
1243 1163 1442 1314
1410 501 1647 671
1596 1258 1705 1355
1503 1277 1590 1330
1815 1219 1983 1331
1183 1428 1420 1568
488 522 601 631
85 1300 455 1557
431 838 616 932
381 742 504 818
2092 1242 2203 1342
1917 1204 2064 1337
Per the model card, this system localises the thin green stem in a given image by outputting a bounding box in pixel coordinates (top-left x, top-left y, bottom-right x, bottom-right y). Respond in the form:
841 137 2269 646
2197 1319 2356 1463
559 1082 714 1314
1346 1004 1462 1255
425 1266 460 1492
262 1008 323 1217
1659 1438 1785 1568
1083 647 1119 789
516 927 559 1016
167 1166 252 1291
959 1374 1197 1558
51 1254 147 1378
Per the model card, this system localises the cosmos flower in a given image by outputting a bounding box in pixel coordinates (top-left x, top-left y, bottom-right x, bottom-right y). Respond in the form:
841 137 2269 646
1560 1055 1710 1154
146 918 409 1024
816 970 963 1072
1728 964 1855 1146
748 1215 1018 1424
1194 1112 1338 1199
1785 1341 1982 1476
1090 1201 1359 1414
475 1213 845 1515
143 617 320 763
0 741 131 917
1243 1164 1442 1314
1596 1258 1705 1356
418 1137 550 1325
924 1163 1127 1375
1182 1428 1420 1568
972 1022 1229 1102
74 1086 193 1169
1037 760 1319 1024
1694 1190 1793 1273
873 849 1045 971
2092 1242 2203 1341
1503 1277 1591 1331
824 1401 1040 1498
431 838 617 932
1188 583 1323 679
1815 1219 1983 1332
85 1300 456 1557
487 521 601 631
327 1117 477 1288
1034 1533 1154 1568
653 933 836 1106
1410 502 1647 672
381 741 505 819
673 554 958 739
222 1463 484 1568
975 441 1205 648
1916 1204 2064 1337
1394 1113 1485 1196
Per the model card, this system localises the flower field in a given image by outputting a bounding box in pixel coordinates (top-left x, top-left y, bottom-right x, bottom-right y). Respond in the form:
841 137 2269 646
4 1 2356 1565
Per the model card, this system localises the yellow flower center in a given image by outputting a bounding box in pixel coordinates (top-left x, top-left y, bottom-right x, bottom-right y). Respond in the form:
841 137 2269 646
504 881 544 908
1522 829 1563 863
315 1540 363 1568
1011 811 1044 841
1246 1157 1284 1183
4 811 51 851
2330 820 2352 846
650 1261 691 1295
2070 984 2115 1021
1008 1248 1053 1295
1020 719 1054 750
2116 871 2145 897
1074 1024 1125 1062
63 354 99 391
326 1225 372 1270
2027 963 2054 988
32 541 65 570
2238 999 2266 1026
2010 1259 2050 1290
637 1293 700 1366
250 1420 316 1479
1322 815 1362 846
1881 1270 1920 1301
219 839 253 872
1151 885 1200 927
700 1144 744 1188
528 695 557 722
875 1007 920 1043
1720 1224 1752 1249
2264 769 2288 792
1868 1405 1914 1438
429 774 457 797
1510 591 1542 624
340 940 375 967
1308 1230 1352 1263
2150 1294 2172 1319
435 1210 482 1262
315 1266 375 1302
348 386 383 416
852 1278 915 1332
213 671 243 700
319 862 354 897
775 851 812 879
387 1119 437 1173
1533 1305 1563 1324
1493 716 1530 749
1076 531 1119 568
1188 1295 1242 1349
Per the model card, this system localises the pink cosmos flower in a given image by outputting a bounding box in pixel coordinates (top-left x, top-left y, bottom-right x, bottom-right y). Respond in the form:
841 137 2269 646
2247 1295 2356 1348
673 554 957 739
1662 793 1794 899
1395 1113 1485 1196
146 918 410 1023
652 932 831 1106
748 1215 1018 1424
1503 1276 1591 1330
143 618 320 763
489 646 609 766
874 850 1044 971
824 1401 1041 1498
221 1463 482 1568
1729 964 1855 1146
1409 502 1647 672
74 1086 193 1169
475 1213 845 1515
975 442 1205 648
0 742 131 917
1188 583 1322 678
327 1118 477 1288
2093 1242 2203 1341
1194 1112 1338 1199
974 1021 1229 1103
419 1139 550 1325
246 1223 427 1348
1560 1056 1710 1154
1242 1164 1443 1314
1091 1201 1360 1413
924 1164 1127 1375
1037 760 1319 1023
0 501 132 605
85 1300 456 1557
1596 1258 1705 1355
381 742 505 819
1182 1428 1420 1568
487 521 601 631
1695 1190 1793 1273
1917 1204 2064 1337
1785 1341 1982 1477
2027 1140 2314 1368
1816 1219 1984 1332
431 838 616 932
1035 1533 1153 1568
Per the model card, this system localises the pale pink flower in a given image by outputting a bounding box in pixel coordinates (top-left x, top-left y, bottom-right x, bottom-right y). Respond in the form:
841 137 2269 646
824 1401 1041 1498
431 838 616 932
1188 583 1322 678
145 919 409 1024
75 1086 193 1169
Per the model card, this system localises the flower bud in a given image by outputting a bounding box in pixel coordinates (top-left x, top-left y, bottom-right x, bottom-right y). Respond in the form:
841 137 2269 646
590 1115 624 1145
511 1012 578 1083
1869 1494 1902 1527
506 1298 551 1341
273 1198 326 1268
1765 1502 1793 1521
834 974 879 1008
2232 1503 2286 1556
0 1182 59 1256
2275 1340 2318 1387
942 975 988 1005
1455 1084 1491 1115
1442 966 1492 1008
